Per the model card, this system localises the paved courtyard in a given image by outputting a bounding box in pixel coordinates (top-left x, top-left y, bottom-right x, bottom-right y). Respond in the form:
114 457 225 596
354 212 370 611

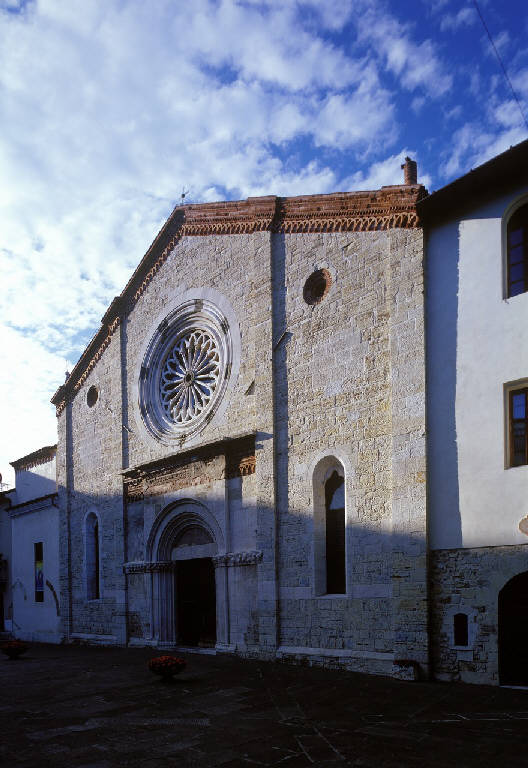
2 644 528 767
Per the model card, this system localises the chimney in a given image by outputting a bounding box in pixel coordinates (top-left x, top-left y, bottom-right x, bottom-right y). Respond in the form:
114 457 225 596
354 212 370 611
401 156 418 185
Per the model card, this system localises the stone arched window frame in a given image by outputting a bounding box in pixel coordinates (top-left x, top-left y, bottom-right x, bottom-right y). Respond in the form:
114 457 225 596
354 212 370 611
503 193 528 299
84 510 101 601
311 453 351 597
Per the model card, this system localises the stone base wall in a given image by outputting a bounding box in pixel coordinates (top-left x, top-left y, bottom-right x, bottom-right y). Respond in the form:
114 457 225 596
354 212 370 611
279 597 392 654
431 545 528 685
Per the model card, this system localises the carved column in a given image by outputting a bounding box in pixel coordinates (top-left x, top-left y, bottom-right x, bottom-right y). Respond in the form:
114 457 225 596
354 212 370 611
212 554 230 650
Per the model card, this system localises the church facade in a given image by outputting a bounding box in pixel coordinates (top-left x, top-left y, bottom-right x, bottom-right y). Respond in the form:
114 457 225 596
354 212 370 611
3 142 528 686
47 167 429 679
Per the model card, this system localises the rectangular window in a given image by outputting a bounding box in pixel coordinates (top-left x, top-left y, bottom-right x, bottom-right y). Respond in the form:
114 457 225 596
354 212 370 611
507 205 528 298
34 542 44 603
509 387 528 467
454 613 469 646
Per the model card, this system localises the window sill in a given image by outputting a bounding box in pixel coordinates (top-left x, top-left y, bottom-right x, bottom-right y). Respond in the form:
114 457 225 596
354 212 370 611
316 593 348 599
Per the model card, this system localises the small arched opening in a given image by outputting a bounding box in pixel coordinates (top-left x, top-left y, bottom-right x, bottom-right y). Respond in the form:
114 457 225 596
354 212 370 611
498 571 528 685
312 456 347 596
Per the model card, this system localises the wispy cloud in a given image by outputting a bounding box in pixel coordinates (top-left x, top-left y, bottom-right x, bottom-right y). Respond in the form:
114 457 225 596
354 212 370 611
353 0 453 96
440 6 477 32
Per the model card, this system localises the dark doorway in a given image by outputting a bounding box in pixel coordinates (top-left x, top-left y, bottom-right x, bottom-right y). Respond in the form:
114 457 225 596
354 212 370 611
176 558 216 647
499 571 528 685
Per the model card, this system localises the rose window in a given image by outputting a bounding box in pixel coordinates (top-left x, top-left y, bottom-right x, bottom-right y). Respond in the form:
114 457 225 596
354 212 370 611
138 299 233 444
160 330 220 424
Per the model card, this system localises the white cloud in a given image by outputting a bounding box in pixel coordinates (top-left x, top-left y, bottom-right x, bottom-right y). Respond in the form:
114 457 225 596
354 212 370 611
484 29 510 58
411 96 426 114
440 51 528 181
440 121 527 179
440 6 476 32
0 324 70 487
353 0 453 97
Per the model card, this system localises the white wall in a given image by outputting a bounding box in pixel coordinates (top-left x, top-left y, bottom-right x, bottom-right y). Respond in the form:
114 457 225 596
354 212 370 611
11 501 62 642
15 458 56 505
427 184 528 549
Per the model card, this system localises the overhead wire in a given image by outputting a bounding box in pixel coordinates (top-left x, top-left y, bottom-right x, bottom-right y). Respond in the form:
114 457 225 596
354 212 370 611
471 0 528 132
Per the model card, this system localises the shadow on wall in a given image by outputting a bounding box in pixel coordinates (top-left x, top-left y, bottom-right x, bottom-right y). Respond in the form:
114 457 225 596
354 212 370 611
14 468 56 505
19 475 527 686
426 219 461 548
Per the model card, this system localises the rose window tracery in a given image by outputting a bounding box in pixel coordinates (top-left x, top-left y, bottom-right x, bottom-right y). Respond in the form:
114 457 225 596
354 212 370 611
138 299 233 444
160 330 220 424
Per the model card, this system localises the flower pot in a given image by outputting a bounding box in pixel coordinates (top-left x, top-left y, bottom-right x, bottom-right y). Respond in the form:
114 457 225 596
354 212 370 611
148 655 186 679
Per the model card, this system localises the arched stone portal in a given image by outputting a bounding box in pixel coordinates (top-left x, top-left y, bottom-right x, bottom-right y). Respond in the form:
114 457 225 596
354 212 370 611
498 571 528 685
146 500 226 649
172 526 216 647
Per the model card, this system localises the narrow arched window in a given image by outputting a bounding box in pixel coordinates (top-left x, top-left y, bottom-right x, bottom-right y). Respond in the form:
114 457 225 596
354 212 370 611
507 203 528 297
85 513 100 600
454 612 468 646
325 471 346 594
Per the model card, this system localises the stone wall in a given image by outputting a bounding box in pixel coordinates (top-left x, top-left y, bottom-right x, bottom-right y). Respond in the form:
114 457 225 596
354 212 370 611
431 545 528 684
59 331 127 644
54 189 428 675
271 228 427 674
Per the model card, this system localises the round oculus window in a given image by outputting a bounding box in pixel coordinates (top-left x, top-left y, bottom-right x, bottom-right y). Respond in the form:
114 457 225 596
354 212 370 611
139 300 232 443
86 385 99 407
303 268 331 305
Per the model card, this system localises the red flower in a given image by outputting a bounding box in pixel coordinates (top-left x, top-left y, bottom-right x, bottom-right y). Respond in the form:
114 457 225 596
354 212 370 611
148 655 186 675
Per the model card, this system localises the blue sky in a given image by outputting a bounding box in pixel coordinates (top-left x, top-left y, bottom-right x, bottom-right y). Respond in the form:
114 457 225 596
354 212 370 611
1 0 527 483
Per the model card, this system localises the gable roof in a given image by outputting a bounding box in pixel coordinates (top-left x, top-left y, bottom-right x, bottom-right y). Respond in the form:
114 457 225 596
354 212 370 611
51 183 427 413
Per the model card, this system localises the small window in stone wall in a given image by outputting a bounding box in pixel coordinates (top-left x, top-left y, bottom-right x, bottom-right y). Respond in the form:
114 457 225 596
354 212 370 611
34 542 44 603
85 513 100 600
454 612 469 646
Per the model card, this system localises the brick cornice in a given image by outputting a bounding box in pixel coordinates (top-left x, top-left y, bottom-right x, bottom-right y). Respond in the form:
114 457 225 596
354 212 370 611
274 186 425 233
51 185 426 411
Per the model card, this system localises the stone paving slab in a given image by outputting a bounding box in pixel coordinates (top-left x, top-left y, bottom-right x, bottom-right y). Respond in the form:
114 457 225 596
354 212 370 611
2 645 528 767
